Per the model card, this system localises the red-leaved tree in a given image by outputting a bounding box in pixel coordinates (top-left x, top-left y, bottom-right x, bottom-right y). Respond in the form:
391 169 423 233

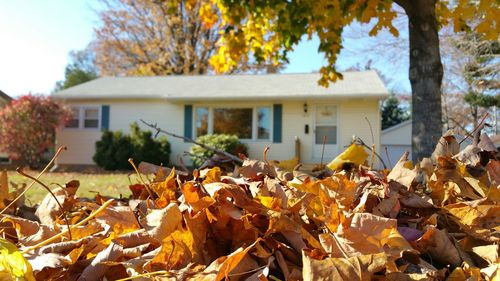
0 95 71 168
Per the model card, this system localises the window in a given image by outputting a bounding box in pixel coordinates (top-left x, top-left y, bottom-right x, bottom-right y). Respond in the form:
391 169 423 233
213 108 253 139
65 108 80 128
0 153 10 164
84 108 99 128
315 105 337 144
195 107 209 137
194 106 271 140
65 106 100 129
257 107 271 140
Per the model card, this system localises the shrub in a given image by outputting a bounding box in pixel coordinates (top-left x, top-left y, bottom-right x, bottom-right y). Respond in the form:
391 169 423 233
93 123 170 170
190 134 247 167
0 94 71 168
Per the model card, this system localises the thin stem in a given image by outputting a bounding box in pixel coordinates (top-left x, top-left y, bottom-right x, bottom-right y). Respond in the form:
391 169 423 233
128 158 154 199
459 112 489 145
364 117 375 146
0 146 67 216
356 138 387 169
22 199 114 254
384 147 392 168
370 144 375 170
320 135 327 168
263 146 270 163
116 271 169 281
16 168 72 240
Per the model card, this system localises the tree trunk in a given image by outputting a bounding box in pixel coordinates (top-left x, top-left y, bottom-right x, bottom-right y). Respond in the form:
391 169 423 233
396 0 444 161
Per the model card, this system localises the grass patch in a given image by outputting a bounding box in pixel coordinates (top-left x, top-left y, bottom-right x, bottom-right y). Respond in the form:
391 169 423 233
6 171 139 206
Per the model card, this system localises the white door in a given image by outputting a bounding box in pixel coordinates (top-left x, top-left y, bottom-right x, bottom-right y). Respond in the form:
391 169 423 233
312 104 339 162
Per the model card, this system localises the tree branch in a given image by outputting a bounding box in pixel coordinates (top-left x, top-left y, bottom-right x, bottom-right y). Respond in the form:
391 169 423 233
140 119 243 164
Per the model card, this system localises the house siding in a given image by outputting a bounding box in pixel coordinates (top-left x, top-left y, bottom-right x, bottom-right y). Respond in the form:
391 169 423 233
55 98 382 166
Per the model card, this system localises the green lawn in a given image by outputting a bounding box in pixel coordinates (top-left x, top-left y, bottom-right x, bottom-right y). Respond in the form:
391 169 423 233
6 171 140 206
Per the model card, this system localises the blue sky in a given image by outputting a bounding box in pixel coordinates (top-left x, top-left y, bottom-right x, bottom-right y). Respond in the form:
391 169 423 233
0 0 410 97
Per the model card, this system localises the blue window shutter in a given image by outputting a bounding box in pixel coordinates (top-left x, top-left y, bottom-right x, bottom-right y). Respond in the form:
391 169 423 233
184 105 193 141
101 105 110 131
273 104 282 143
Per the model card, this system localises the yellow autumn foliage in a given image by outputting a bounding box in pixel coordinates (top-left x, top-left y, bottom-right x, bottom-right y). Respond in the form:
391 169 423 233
0 239 35 281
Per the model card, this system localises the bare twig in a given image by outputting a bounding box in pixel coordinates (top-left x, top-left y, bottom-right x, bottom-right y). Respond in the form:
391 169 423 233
16 168 72 240
141 119 243 164
355 138 387 169
384 146 392 168
459 112 489 145
128 158 154 199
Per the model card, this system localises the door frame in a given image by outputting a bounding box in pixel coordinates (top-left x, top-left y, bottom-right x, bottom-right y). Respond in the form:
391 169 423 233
312 103 341 162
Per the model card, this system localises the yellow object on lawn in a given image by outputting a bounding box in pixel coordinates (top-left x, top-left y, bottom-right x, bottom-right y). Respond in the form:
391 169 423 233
327 143 369 170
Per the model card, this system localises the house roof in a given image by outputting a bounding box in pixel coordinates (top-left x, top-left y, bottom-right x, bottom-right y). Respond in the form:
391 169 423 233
52 71 389 101
0 90 12 103
381 120 411 135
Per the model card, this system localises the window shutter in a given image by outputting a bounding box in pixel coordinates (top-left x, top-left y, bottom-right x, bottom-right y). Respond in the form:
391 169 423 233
184 105 193 141
273 104 282 143
101 105 110 131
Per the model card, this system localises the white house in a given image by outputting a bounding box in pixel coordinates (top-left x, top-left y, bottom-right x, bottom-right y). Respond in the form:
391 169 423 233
52 71 389 167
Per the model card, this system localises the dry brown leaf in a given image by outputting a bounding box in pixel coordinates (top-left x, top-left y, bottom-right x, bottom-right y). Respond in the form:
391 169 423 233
94 205 140 234
411 226 462 267
388 152 417 188
445 201 500 242
142 203 182 242
480 263 499 280
150 228 194 270
150 168 177 201
486 160 500 186
478 133 497 152
453 145 482 166
28 253 71 273
472 244 499 265
302 250 394 281
239 159 277 180
214 238 261 281
113 229 155 249
431 132 460 163
335 213 416 258
181 182 215 213
35 183 78 225
201 166 222 184
78 242 123 281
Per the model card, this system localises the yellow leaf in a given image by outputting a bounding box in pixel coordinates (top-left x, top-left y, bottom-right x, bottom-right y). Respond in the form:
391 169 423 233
327 143 368 170
181 182 215 213
215 238 261 281
0 238 35 281
273 157 299 172
151 167 177 202
202 166 221 184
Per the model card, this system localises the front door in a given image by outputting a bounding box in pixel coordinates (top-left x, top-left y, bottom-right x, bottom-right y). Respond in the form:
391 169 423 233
312 104 339 163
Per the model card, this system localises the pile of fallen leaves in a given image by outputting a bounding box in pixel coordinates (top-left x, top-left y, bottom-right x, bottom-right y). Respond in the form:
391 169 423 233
0 133 498 281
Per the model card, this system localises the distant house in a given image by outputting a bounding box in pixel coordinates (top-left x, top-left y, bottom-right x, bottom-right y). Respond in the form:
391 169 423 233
52 71 389 167
0 90 12 107
381 120 411 167
0 90 13 164
381 119 500 167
